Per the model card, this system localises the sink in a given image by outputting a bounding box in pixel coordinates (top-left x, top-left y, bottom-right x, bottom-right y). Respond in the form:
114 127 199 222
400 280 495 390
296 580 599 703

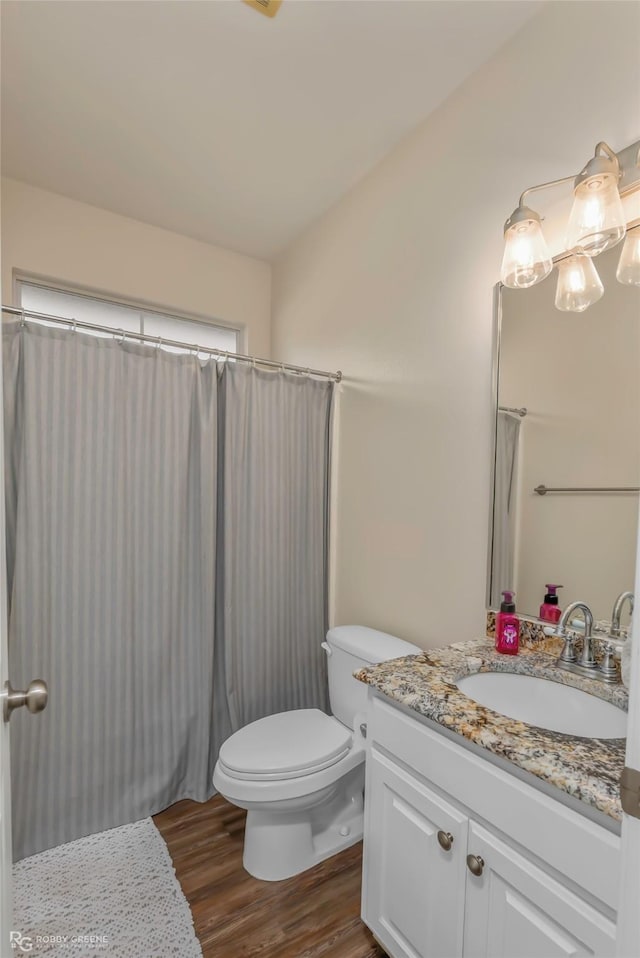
456 671 626 739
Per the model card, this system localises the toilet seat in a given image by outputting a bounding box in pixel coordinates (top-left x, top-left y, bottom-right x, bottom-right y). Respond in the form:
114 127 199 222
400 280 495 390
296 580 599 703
218 709 353 781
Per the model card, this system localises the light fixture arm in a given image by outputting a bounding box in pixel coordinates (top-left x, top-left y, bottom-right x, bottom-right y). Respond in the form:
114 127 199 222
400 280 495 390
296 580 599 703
573 141 621 190
594 141 618 165
503 173 577 236
510 140 638 218
518 174 577 210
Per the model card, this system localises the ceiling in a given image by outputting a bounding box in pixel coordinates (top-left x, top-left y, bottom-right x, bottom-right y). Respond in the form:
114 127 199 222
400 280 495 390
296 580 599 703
1 0 541 261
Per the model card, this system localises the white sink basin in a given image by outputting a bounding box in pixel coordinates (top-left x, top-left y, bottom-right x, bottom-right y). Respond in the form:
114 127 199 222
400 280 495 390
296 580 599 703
456 671 626 739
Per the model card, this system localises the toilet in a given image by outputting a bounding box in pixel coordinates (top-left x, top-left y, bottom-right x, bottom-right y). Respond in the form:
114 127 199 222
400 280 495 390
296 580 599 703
213 625 420 881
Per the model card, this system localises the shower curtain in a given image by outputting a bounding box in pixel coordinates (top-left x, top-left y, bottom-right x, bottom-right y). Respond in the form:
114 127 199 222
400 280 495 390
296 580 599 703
216 364 331 732
3 321 333 860
490 410 521 608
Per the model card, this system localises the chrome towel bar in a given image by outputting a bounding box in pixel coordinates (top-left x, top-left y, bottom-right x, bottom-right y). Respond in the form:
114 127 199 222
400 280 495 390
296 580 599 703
534 484 640 496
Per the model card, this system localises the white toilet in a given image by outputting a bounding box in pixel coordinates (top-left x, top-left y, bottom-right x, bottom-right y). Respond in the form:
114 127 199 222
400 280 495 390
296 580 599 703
213 625 420 881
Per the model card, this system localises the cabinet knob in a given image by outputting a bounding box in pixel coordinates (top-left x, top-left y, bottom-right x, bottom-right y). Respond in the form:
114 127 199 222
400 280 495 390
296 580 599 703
466 854 485 877
437 830 454 851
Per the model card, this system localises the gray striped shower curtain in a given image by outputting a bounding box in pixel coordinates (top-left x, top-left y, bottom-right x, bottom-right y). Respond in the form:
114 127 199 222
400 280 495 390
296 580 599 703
3 322 332 860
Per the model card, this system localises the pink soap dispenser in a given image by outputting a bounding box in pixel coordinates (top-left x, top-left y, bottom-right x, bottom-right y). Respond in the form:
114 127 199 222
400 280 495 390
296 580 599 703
496 590 520 655
539 584 563 623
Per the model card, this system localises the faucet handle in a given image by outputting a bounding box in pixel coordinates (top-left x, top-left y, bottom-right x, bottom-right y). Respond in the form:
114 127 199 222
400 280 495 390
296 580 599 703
558 634 577 664
598 642 619 683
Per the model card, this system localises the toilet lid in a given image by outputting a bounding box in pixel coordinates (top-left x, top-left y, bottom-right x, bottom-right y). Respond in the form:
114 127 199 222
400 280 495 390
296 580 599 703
219 709 353 780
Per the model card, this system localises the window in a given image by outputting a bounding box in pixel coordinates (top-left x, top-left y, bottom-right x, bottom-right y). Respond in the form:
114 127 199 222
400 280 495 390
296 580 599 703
16 280 240 355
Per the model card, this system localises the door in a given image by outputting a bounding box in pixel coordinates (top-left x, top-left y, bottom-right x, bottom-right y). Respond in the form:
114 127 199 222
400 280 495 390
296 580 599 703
0 295 12 950
362 750 468 958
463 821 616 958
0 305 48 952
616 524 640 957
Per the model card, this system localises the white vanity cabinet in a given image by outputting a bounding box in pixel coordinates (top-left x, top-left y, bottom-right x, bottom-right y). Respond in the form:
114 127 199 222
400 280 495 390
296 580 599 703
462 822 616 958
365 750 468 958
361 693 619 958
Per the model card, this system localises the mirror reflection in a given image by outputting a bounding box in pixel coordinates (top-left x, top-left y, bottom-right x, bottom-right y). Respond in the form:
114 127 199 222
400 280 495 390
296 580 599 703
490 243 640 623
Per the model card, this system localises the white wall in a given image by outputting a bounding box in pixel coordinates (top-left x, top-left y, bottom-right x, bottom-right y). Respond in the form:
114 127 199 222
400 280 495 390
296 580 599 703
272 1 640 648
500 249 640 623
1 178 271 356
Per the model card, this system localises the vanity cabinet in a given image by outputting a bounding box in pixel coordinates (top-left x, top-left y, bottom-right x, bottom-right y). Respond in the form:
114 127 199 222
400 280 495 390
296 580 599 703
361 694 619 958
365 751 467 958
463 822 616 958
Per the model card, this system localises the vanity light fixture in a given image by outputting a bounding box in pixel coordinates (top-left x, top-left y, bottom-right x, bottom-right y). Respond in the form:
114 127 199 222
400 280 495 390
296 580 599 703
501 206 552 289
616 224 640 287
565 143 626 256
554 253 604 313
501 139 640 310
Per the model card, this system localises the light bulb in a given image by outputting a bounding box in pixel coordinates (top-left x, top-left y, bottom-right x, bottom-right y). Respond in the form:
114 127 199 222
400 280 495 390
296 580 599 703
501 206 552 289
565 158 625 256
554 254 604 312
616 225 640 286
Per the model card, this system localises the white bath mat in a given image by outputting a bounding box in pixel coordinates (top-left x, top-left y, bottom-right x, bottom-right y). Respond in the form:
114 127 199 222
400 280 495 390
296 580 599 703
13 818 203 958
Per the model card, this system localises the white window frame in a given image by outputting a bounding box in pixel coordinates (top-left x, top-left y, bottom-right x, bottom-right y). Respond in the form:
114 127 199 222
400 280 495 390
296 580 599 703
12 272 246 354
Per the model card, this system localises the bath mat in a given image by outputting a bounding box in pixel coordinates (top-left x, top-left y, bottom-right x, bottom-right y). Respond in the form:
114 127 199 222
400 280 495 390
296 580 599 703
13 818 203 957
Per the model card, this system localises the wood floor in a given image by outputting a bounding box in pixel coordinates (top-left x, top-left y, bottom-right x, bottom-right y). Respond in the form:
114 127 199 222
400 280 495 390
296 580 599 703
153 794 386 958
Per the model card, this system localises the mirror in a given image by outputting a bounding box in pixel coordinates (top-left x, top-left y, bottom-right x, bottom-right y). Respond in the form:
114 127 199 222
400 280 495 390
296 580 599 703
489 242 640 624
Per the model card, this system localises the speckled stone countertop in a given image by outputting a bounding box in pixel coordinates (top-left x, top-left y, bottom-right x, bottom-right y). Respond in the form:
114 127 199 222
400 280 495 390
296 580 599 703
355 638 628 822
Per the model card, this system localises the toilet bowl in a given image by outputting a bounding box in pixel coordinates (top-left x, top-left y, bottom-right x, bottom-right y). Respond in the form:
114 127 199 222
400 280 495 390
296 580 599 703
213 625 421 881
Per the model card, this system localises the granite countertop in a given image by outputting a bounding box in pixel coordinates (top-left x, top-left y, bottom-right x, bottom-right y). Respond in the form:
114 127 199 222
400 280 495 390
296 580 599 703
355 637 628 822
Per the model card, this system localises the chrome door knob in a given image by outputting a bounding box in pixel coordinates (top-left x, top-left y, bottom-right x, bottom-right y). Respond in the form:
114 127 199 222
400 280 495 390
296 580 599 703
466 854 485 877
3 679 48 722
437 830 454 851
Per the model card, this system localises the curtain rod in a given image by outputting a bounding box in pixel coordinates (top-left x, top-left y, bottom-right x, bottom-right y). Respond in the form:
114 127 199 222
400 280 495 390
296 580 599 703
1 305 343 383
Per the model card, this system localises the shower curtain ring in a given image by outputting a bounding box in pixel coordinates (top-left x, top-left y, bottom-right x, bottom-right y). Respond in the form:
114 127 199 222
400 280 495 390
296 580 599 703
156 337 162 351
71 320 77 335
19 309 25 329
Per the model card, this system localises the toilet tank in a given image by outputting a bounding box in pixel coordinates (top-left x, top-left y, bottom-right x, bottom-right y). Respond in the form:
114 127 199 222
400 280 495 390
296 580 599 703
323 625 421 730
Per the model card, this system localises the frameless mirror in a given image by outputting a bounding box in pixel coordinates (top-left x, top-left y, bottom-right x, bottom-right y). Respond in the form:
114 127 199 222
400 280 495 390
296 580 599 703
489 242 640 623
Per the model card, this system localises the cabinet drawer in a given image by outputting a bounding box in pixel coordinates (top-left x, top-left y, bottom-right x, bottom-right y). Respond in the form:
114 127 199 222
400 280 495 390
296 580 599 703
367 692 620 911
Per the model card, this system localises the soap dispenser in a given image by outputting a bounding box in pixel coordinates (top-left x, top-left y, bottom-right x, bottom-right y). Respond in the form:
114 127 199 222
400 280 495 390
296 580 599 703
496 590 519 655
539 584 563 624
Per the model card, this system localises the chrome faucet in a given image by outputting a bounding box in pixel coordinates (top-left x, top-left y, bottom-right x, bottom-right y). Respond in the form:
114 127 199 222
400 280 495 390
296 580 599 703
554 601 596 671
553 600 620 684
611 591 634 638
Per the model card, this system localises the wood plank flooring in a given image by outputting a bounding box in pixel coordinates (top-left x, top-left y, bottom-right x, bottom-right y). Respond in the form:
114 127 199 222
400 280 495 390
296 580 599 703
153 794 386 958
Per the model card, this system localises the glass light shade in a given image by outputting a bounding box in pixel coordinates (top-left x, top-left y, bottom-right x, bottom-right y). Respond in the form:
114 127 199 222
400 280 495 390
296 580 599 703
554 254 604 312
565 172 625 256
616 226 640 286
501 216 552 289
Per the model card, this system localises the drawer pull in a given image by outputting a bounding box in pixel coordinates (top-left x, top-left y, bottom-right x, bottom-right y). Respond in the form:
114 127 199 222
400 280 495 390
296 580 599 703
437 830 454 851
466 854 485 877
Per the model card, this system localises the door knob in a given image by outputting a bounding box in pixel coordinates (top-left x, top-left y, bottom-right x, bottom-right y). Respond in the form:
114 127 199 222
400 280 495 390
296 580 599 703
3 679 48 722
466 854 485 877
437 830 454 851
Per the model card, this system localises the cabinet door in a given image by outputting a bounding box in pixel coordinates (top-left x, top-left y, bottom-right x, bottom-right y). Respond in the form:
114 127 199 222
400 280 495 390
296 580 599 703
362 750 468 958
463 821 616 958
